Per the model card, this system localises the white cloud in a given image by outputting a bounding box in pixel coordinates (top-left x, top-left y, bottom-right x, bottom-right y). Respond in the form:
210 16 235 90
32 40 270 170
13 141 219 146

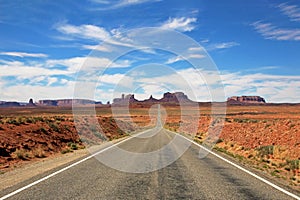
165 53 205 64
55 23 138 49
47 56 132 73
82 44 112 52
56 23 110 41
252 21 300 41
111 59 133 68
0 52 48 58
188 47 204 51
208 42 240 50
165 55 184 64
278 3 300 22
91 0 158 10
47 56 111 72
99 73 134 88
0 82 76 102
47 77 58 86
244 66 280 72
188 54 205 59
161 17 197 32
0 60 70 79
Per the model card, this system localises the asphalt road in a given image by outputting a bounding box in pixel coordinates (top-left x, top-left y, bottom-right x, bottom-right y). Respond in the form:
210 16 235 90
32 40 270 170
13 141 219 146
1 127 299 200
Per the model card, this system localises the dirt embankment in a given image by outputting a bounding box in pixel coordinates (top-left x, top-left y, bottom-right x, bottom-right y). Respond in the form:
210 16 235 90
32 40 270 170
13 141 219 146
0 115 135 171
164 105 300 189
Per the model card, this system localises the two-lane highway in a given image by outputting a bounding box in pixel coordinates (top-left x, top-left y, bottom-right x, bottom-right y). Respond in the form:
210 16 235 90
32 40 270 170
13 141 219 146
1 128 299 199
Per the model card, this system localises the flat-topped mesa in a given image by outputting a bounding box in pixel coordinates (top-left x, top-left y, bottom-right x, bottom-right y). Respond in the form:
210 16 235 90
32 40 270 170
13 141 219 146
160 92 192 103
113 94 138 105
227 96 266 104
112 92 194 105
38 99 102 106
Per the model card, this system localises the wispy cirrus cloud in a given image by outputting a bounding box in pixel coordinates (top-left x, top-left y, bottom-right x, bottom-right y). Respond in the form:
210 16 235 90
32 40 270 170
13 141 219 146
0 51 48 58
55 22 139 49
55 23 110 41
278 2 300 22
91 0 160 10
207 42 240 51
251 21 300 41
165 54 205 64
161 17 197 32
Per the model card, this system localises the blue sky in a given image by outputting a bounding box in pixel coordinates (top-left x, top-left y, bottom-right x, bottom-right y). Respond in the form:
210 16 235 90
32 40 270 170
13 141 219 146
0 0 300 103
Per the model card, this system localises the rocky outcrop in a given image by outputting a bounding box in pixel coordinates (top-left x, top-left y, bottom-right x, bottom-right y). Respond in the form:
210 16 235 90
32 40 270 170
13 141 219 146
0 102 21 107
38 99 102 106
113 94 138 105
227 96 266 104
160 92 192 103
141 95 160 103
38 100 58 106
27 98 36 107
113 92 193 105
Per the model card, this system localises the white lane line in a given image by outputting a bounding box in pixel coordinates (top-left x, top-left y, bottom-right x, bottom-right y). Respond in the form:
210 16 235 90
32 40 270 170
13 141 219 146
0 129 151 200
172 132 300 200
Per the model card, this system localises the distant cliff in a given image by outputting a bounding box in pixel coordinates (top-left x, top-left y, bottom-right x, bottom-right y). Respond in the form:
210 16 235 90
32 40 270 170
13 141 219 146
38 99 102 106
0 99 36 107
112 92 194 105
227 96 266 104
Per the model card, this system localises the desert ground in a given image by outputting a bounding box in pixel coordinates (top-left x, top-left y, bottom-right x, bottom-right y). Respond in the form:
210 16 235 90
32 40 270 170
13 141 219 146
0 104 299 191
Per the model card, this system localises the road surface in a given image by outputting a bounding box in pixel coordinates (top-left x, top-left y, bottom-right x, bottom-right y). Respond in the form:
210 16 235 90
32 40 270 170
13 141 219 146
1 128 299 199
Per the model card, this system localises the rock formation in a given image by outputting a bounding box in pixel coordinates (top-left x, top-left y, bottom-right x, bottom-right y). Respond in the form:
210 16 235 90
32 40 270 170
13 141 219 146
160 92 192 103
227 96 266 104
0 102 21 107
28 98 36 106
113 94 138 105
38 99 102 106
112 92 193 105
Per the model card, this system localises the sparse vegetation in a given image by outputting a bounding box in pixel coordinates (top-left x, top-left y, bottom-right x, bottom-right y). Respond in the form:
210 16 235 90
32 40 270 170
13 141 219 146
256 145 274 158
68 142 78 150
32 148 46 158
61 149 73 154
14 149 29 160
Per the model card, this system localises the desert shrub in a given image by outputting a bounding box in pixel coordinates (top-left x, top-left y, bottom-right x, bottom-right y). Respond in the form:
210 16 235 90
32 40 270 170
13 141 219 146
64 125 71 132
225 118 231 122
256 145 274 157
271 170 280 178
14 149 29 160
234 118 258 123
216 138 223 144
68 142 78 150
265 124 271 128
7 119 20 126
61 149 72 154
34 117 44 122
57 116 65 122
33 148 46 158
287 159 299 171
39 127 48 134
26 118 34 123
49 123 60 132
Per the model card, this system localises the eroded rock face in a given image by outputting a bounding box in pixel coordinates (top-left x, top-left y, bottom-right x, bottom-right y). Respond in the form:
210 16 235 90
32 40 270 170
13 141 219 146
227 96 266 104
113 92 193 105
0 102 21 107
160 92 191 103
38 99 102 106
28 98 36 107
113 94 138 105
